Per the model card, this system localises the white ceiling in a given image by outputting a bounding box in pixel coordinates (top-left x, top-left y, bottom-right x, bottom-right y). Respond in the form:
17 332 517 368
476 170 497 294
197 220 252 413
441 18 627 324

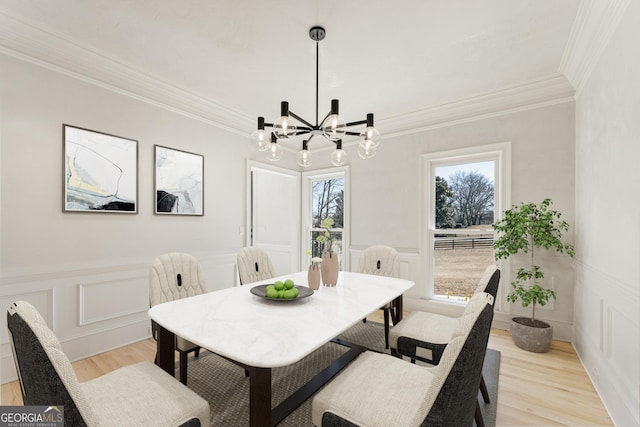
0 0 583 145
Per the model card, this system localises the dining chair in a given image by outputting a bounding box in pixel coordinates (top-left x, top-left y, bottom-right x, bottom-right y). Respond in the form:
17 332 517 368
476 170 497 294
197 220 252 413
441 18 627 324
312 292 494 427
388 265 500 427
149 252 207 385
358 245 400 348
237 246 276 285
7 301 210 427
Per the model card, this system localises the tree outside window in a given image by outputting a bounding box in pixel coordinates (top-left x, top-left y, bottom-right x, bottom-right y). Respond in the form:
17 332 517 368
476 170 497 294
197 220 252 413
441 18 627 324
434 162 495 300
311 178 344 259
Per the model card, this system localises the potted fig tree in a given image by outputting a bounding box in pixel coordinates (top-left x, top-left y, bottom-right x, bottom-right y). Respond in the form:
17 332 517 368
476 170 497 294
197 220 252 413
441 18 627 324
493 198 574 353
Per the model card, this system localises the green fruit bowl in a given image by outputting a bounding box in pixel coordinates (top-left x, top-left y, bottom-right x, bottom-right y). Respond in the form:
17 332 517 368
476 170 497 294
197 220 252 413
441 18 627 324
250 284 314 301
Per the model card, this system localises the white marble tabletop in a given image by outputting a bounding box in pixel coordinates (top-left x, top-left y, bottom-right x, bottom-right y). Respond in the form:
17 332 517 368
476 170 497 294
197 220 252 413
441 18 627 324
148 271 414 368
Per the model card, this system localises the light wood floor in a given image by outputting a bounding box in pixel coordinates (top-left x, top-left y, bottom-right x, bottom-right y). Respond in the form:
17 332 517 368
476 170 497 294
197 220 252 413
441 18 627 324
1 320 612 426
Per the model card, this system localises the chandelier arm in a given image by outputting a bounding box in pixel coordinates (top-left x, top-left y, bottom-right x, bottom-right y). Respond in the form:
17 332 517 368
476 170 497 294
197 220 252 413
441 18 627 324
344 131 362 136
288 110 314 129
345 119 368 127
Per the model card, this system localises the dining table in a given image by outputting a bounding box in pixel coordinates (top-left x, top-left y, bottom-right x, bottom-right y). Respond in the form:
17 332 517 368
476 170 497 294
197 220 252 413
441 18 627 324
148 270 414 426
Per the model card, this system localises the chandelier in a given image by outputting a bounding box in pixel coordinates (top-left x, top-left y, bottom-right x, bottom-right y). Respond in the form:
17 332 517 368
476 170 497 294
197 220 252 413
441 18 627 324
251 26 380 167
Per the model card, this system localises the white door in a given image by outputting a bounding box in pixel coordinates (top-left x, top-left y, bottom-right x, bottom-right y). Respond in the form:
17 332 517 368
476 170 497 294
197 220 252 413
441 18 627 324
248 163 300 276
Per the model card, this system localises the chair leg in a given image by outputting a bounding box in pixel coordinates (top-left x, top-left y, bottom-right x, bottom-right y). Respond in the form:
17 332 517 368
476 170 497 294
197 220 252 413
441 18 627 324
179 351 188 385
383 308 390 349
479 374 490 403
475 400 485 427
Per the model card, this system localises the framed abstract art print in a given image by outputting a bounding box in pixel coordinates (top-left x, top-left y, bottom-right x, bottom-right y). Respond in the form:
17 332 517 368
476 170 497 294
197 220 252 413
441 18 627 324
63 124 138 213
154 145 204 215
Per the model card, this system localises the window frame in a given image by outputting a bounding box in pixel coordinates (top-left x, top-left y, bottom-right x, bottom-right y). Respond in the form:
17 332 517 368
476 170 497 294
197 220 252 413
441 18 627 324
301 166 350 271
420 142 511 310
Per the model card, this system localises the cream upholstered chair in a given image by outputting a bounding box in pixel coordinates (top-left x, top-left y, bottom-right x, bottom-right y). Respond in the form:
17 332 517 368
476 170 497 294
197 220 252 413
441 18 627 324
7 301 209 427
358 245 400 348
237 246 276 285
312 292 494 427
149 252 207 385
389 264 500 427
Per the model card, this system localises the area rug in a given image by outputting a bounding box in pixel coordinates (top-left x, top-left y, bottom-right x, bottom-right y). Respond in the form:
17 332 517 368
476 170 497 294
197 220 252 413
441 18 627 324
179 321 500 426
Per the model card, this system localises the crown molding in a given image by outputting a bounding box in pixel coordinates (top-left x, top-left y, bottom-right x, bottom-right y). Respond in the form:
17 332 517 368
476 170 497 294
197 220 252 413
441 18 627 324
559 0 631 97
0 10 253 136
1 8 576 139
377 74 575 137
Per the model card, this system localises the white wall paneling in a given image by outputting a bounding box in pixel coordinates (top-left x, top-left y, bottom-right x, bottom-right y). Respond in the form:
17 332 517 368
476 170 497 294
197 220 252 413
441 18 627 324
0 252 240 384
573 262 639 426
573 1 639 424
78 274 148 325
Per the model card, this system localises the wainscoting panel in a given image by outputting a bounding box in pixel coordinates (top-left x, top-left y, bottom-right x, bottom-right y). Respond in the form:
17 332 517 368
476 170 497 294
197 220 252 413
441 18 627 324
0 251 240 384
574 260 639 426
198 253 238 290
79 274 148 325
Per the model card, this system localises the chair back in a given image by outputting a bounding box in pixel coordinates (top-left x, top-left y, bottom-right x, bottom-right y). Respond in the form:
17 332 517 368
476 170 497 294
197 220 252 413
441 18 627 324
423 292 494 426
7 301 98 426
149 252 206 307
473 264 501 299
237 246 276 285
359 245 399 278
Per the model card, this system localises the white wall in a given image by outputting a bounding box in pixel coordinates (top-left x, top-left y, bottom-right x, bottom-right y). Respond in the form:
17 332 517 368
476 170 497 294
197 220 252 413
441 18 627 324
573 2 640 425
0 53 251 382
337 102 576 338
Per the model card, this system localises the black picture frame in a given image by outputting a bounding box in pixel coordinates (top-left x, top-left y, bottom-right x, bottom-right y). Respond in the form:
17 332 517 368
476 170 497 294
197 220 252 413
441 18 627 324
154 145 204 216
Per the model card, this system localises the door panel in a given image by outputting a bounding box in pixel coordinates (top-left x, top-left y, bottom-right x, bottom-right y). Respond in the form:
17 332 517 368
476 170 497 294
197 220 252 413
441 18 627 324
250 165 300 276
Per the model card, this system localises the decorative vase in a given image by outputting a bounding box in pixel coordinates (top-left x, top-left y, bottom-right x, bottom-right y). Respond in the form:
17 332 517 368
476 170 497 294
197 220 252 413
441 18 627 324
321 251 339 287
308 264 321 290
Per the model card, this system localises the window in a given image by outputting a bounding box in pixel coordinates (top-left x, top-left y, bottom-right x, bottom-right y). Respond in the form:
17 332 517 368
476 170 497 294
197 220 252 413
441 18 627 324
422 143 510 305
301 168 349 271
433 161 495 300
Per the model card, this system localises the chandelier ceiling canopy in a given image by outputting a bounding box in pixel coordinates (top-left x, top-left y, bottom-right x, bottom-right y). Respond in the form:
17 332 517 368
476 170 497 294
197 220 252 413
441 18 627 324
251 26 380 167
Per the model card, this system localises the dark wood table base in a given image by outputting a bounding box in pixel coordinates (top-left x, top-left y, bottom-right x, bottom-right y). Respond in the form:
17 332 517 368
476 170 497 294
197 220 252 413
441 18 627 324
152 295 403 426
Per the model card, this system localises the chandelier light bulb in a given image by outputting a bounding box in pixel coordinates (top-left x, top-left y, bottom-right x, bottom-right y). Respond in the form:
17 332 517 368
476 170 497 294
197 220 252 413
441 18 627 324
330 140 347 166
358 141 377 159
274 115 297 139
267 135 282 162
297 140 312 167
252 117 269 151
274 101 296 139
251 129 269 151
322 99 346 141
361 126 381 148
